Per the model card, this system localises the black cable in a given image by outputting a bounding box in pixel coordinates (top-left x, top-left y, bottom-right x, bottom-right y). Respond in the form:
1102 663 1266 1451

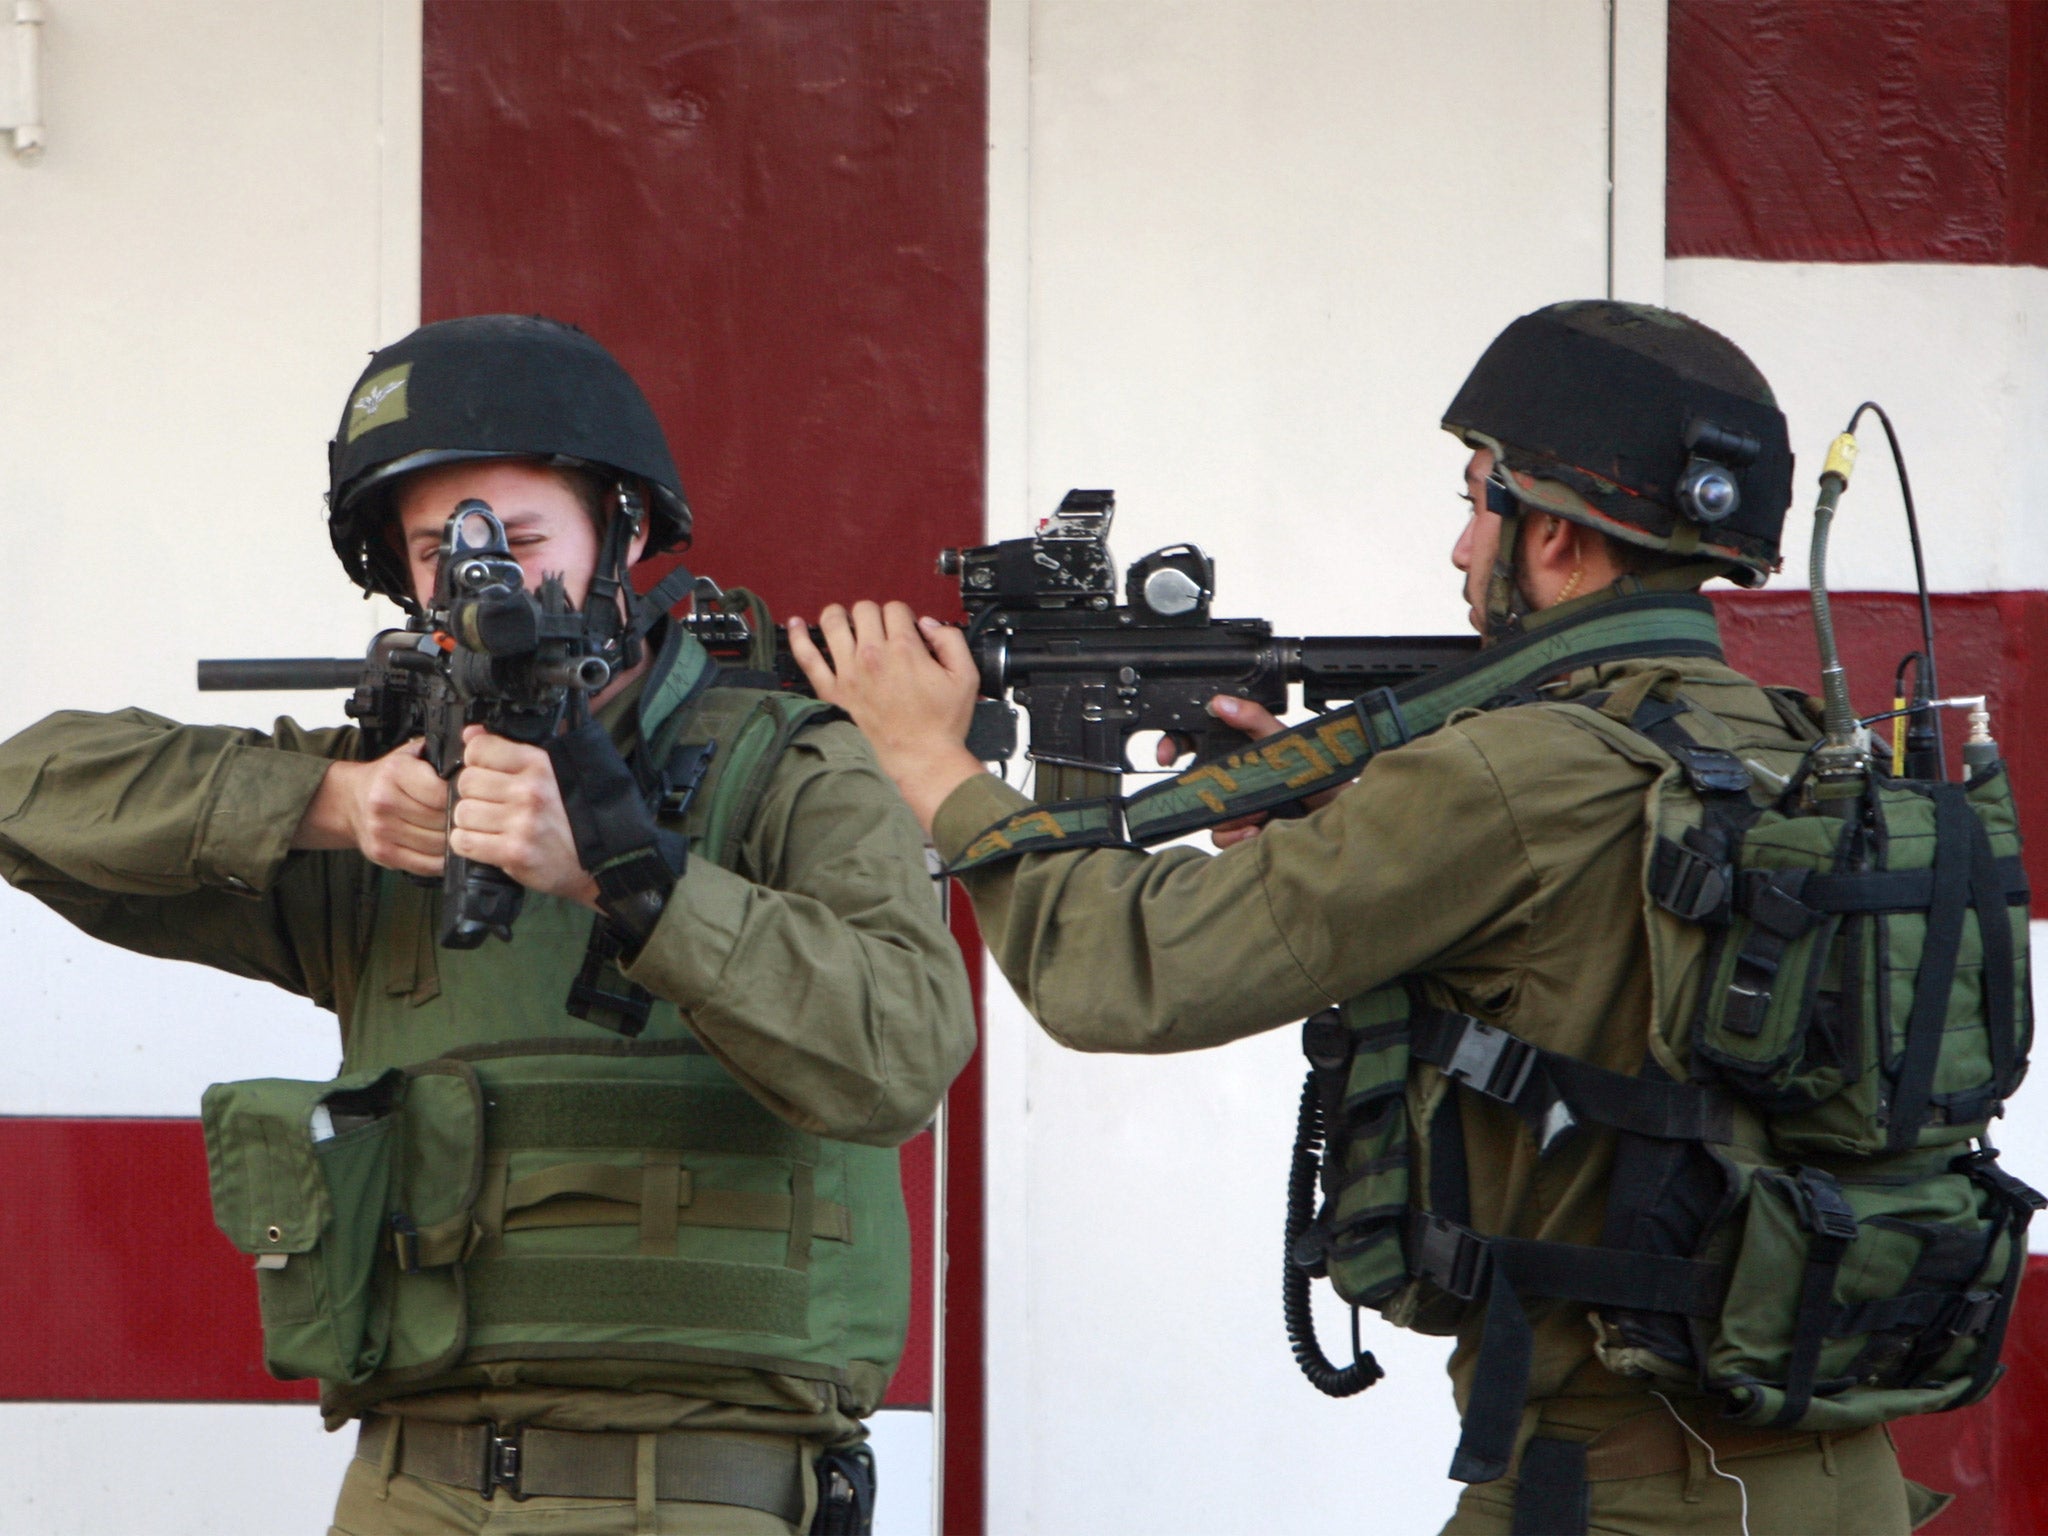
1846 402 1943 766
1283 1073 1382 1398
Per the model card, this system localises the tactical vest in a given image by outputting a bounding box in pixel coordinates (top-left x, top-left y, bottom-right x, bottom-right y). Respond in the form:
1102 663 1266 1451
1289 671 2041 1486
203 649 912 1420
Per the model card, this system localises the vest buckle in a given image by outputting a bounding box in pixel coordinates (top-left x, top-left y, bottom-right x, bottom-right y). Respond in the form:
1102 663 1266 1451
1409 1213 1489 1301
1442 1017 1536 1105
483 1424 526 1501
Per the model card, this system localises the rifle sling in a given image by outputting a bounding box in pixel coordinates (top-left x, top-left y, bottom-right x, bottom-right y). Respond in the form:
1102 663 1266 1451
948 592 1725 873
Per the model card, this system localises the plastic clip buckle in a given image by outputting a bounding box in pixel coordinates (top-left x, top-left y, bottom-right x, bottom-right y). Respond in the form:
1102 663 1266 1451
1649 837 1730 922
1442 1017 1536 1105
1943 1291 1999 1339
482 1424 525 1501
1796 1168 1860 1246
1410 1213 1489 1301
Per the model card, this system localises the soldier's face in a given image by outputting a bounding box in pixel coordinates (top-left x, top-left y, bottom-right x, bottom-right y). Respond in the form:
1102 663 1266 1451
1451 448 1499 633
394 460 638 612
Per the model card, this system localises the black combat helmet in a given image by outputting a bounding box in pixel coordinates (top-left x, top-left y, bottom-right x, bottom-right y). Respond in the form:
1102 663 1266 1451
326 314 691 604
1442 300 1791 588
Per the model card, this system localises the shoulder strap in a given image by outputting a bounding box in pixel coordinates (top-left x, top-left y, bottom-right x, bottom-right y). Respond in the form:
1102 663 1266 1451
668 686 837 872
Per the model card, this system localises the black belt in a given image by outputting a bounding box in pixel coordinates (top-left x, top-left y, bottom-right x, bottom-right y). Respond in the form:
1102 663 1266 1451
355 1413 809 1524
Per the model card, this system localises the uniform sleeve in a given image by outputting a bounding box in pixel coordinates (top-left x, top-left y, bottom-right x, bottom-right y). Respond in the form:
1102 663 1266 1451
620 720 976 1148
930 724 1542 1053
0 707 365 1009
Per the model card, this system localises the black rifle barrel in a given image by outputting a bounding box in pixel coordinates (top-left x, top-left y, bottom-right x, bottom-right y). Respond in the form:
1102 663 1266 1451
197 658 364 691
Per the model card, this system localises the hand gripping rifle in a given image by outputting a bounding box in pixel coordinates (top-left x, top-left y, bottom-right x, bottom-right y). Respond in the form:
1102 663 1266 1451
200 500 613 948
940 489 1477 801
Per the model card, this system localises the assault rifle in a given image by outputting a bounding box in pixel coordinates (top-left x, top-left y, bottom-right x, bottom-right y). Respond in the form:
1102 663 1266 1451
201 500 614 949
939 489 1478 800
202 487 1477 894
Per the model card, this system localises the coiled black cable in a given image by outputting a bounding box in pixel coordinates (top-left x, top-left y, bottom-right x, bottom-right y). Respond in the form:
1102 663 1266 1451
1283 1073 1383 1397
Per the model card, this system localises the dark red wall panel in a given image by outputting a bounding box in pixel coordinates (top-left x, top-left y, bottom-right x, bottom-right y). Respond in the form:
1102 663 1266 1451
421 0 988 625
0 1119 314 1401
1712 590 2048 890
1668 0 2048 267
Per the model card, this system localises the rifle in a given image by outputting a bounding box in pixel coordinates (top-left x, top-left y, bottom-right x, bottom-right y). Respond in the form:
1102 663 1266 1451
939 489 1477 801
202 488 1479 886
201 499 614 949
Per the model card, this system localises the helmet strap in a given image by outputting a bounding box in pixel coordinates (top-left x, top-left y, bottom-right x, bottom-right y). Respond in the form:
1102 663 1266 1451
584 483 645 671
1482 474 1529 643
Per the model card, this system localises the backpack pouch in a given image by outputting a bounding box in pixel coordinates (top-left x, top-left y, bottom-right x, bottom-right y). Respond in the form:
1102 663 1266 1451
1706 1154 2029 1432
201 1068 405 1384
1692 810 1853 1116
1321 988 1414 1308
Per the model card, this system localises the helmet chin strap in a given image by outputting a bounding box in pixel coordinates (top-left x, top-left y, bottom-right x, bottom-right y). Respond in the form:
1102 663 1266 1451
583 483 646 671
1482 474 1530 643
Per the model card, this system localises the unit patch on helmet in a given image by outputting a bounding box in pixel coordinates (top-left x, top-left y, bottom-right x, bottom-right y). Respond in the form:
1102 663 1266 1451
345 363 412 443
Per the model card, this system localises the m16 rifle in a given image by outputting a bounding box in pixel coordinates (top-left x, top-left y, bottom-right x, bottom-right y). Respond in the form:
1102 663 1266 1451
940 489 1478 801
200 499 613 948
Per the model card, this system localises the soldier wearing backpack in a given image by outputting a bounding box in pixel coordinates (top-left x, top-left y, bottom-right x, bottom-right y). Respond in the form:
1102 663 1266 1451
0 316 975 1534
794 300 2035 1534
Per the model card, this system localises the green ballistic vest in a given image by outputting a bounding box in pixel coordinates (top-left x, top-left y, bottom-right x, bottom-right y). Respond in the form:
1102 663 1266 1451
330 662 911 1414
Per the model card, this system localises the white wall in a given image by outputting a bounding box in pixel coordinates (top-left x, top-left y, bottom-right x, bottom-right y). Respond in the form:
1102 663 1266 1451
0 6 406 1531
985 3 1634 1531
1667 259 2048 595
0 0 422 1116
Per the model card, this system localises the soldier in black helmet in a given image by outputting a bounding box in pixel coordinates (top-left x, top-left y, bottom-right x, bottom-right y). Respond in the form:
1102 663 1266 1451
792 302 1960 1534
0 315 975 1534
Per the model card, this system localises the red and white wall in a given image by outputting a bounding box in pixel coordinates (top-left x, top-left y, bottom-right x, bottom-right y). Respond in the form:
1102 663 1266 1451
2 3 2044 1533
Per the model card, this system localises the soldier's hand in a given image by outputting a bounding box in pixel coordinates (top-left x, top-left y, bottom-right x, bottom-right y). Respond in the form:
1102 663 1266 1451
1154 694 1343 849
450 725 601 907
295 737 447 876
787 601 984 834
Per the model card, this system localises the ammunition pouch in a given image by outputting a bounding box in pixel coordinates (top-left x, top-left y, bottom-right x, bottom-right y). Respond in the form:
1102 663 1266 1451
201 1058 485 1384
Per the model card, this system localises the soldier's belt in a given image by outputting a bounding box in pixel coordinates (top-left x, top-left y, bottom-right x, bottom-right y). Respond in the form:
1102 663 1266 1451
356 1413 811 1518
949 592 1725 872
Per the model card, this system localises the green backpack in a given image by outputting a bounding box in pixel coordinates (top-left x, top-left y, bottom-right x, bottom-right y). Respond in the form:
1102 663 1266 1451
1288 676 2040 1486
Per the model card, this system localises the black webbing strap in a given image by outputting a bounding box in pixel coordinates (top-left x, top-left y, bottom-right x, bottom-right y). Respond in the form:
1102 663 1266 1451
1511 1437 1590 1536
1800 855 2029 915
1409 1010 1734 1146
1956 1149 2048 1401
1972 820 2020 1099
1418 1214 1726 1483
1771 1166 1860 1427
947 592 1726 872
1888 787 1977 1151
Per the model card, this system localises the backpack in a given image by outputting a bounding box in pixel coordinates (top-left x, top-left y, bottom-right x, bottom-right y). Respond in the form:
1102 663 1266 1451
1289 670 2040 1486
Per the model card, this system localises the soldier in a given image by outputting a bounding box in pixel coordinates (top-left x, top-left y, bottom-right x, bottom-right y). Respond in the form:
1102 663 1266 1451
0 315 976 1535
791 302 1964 1534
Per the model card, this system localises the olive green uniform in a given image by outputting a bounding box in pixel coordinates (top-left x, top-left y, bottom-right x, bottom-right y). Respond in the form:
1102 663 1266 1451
0 662 976 1533
932 652 1926 1534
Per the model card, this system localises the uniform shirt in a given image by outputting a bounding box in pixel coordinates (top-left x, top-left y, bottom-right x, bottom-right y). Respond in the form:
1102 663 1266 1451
933 654 1798 1421
0 672 975 1438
